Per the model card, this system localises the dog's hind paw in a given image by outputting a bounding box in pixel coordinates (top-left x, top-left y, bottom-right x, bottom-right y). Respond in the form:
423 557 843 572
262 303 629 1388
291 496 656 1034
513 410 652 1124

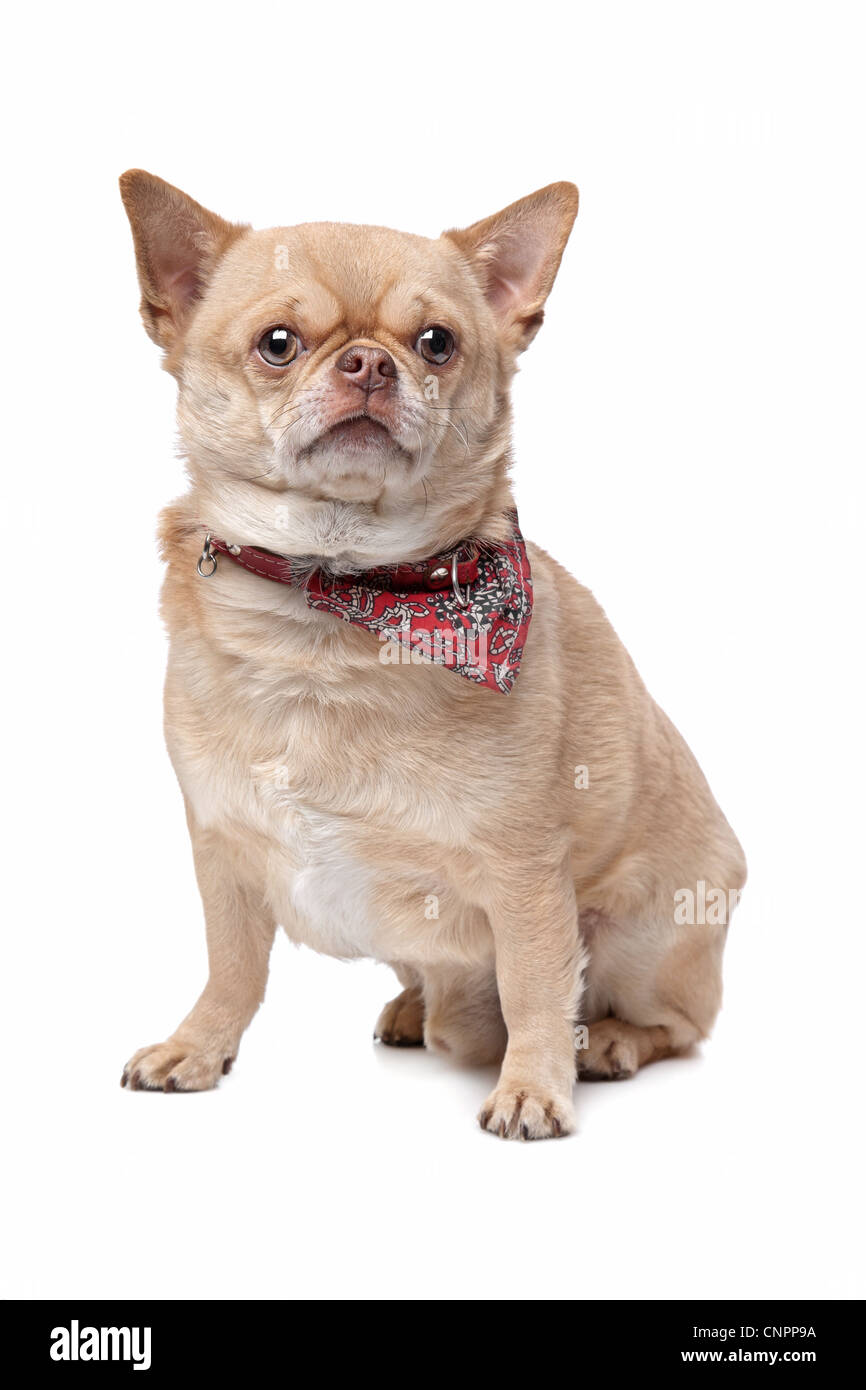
577 1018 640 1080
374 985 425 1047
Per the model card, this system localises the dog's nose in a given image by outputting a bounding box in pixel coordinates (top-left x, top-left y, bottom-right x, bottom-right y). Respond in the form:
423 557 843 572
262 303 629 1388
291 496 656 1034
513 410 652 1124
336 343 397 390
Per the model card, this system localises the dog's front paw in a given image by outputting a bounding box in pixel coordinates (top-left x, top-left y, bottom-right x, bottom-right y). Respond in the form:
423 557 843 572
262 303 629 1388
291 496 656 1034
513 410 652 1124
120 1037 235 1093
478 1084 575 1141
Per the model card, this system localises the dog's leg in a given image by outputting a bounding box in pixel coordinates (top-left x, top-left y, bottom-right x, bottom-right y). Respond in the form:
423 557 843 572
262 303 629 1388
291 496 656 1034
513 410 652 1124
579 915 730 1079
375 964 507 1060
478 856 584 1140
374 965 425 1047
422 964 507 1065
122 819 276 1092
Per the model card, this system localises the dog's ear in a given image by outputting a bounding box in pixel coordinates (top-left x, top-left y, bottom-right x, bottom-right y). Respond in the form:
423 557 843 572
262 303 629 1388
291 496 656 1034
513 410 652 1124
119 170 248 348
445 182 578 351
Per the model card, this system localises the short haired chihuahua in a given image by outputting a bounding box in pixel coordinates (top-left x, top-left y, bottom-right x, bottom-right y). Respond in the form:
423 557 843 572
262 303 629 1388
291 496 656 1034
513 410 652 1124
119 172 745 1139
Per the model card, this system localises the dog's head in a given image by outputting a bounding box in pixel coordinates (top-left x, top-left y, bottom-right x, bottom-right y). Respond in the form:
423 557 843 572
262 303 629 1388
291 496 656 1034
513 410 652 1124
120 172 577 562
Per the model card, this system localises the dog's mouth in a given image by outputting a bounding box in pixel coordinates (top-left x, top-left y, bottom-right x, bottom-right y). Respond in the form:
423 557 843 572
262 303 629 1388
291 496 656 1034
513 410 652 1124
296 407 417 477
323 415 393 448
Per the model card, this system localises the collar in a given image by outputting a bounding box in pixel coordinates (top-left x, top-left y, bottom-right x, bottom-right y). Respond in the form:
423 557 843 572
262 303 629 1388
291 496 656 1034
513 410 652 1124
195 510 533 695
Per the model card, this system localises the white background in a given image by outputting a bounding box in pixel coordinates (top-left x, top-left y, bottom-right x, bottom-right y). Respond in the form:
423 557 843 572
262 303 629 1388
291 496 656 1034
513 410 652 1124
2 1 864 1301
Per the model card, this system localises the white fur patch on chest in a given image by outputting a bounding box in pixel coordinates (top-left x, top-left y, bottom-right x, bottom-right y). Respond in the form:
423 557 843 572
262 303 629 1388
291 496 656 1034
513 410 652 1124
267 799 379 960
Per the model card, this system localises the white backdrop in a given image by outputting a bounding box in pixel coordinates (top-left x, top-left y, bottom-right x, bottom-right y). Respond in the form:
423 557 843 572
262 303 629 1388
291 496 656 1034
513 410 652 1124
2 0 863 1300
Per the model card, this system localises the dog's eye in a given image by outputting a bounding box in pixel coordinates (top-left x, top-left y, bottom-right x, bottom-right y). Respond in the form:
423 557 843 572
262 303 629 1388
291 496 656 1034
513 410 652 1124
415 325 455 365
258 327 300 366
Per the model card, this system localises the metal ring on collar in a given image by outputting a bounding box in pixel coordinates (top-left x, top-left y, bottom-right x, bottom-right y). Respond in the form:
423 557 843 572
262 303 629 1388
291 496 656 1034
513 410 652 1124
196 534 218 578
451 549 469 607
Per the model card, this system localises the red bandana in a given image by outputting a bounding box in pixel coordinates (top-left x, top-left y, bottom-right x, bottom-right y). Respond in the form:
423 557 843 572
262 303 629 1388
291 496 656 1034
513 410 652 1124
200 512 533 694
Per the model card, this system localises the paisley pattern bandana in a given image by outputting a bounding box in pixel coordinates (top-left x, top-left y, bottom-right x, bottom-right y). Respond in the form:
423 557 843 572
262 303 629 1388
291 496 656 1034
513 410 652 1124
203 511 533 694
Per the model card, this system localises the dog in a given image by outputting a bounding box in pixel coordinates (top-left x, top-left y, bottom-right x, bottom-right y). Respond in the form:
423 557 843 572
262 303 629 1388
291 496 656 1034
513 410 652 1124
118 171 746 1139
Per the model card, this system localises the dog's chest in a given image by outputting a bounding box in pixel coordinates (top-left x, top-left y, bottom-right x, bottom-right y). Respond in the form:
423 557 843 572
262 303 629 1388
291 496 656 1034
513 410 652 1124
240 721 383 957
269 794 380 959
172 624 465 962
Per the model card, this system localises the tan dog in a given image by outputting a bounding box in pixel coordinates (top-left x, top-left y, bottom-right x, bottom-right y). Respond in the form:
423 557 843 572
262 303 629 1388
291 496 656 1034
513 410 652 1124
119 171 745 1139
